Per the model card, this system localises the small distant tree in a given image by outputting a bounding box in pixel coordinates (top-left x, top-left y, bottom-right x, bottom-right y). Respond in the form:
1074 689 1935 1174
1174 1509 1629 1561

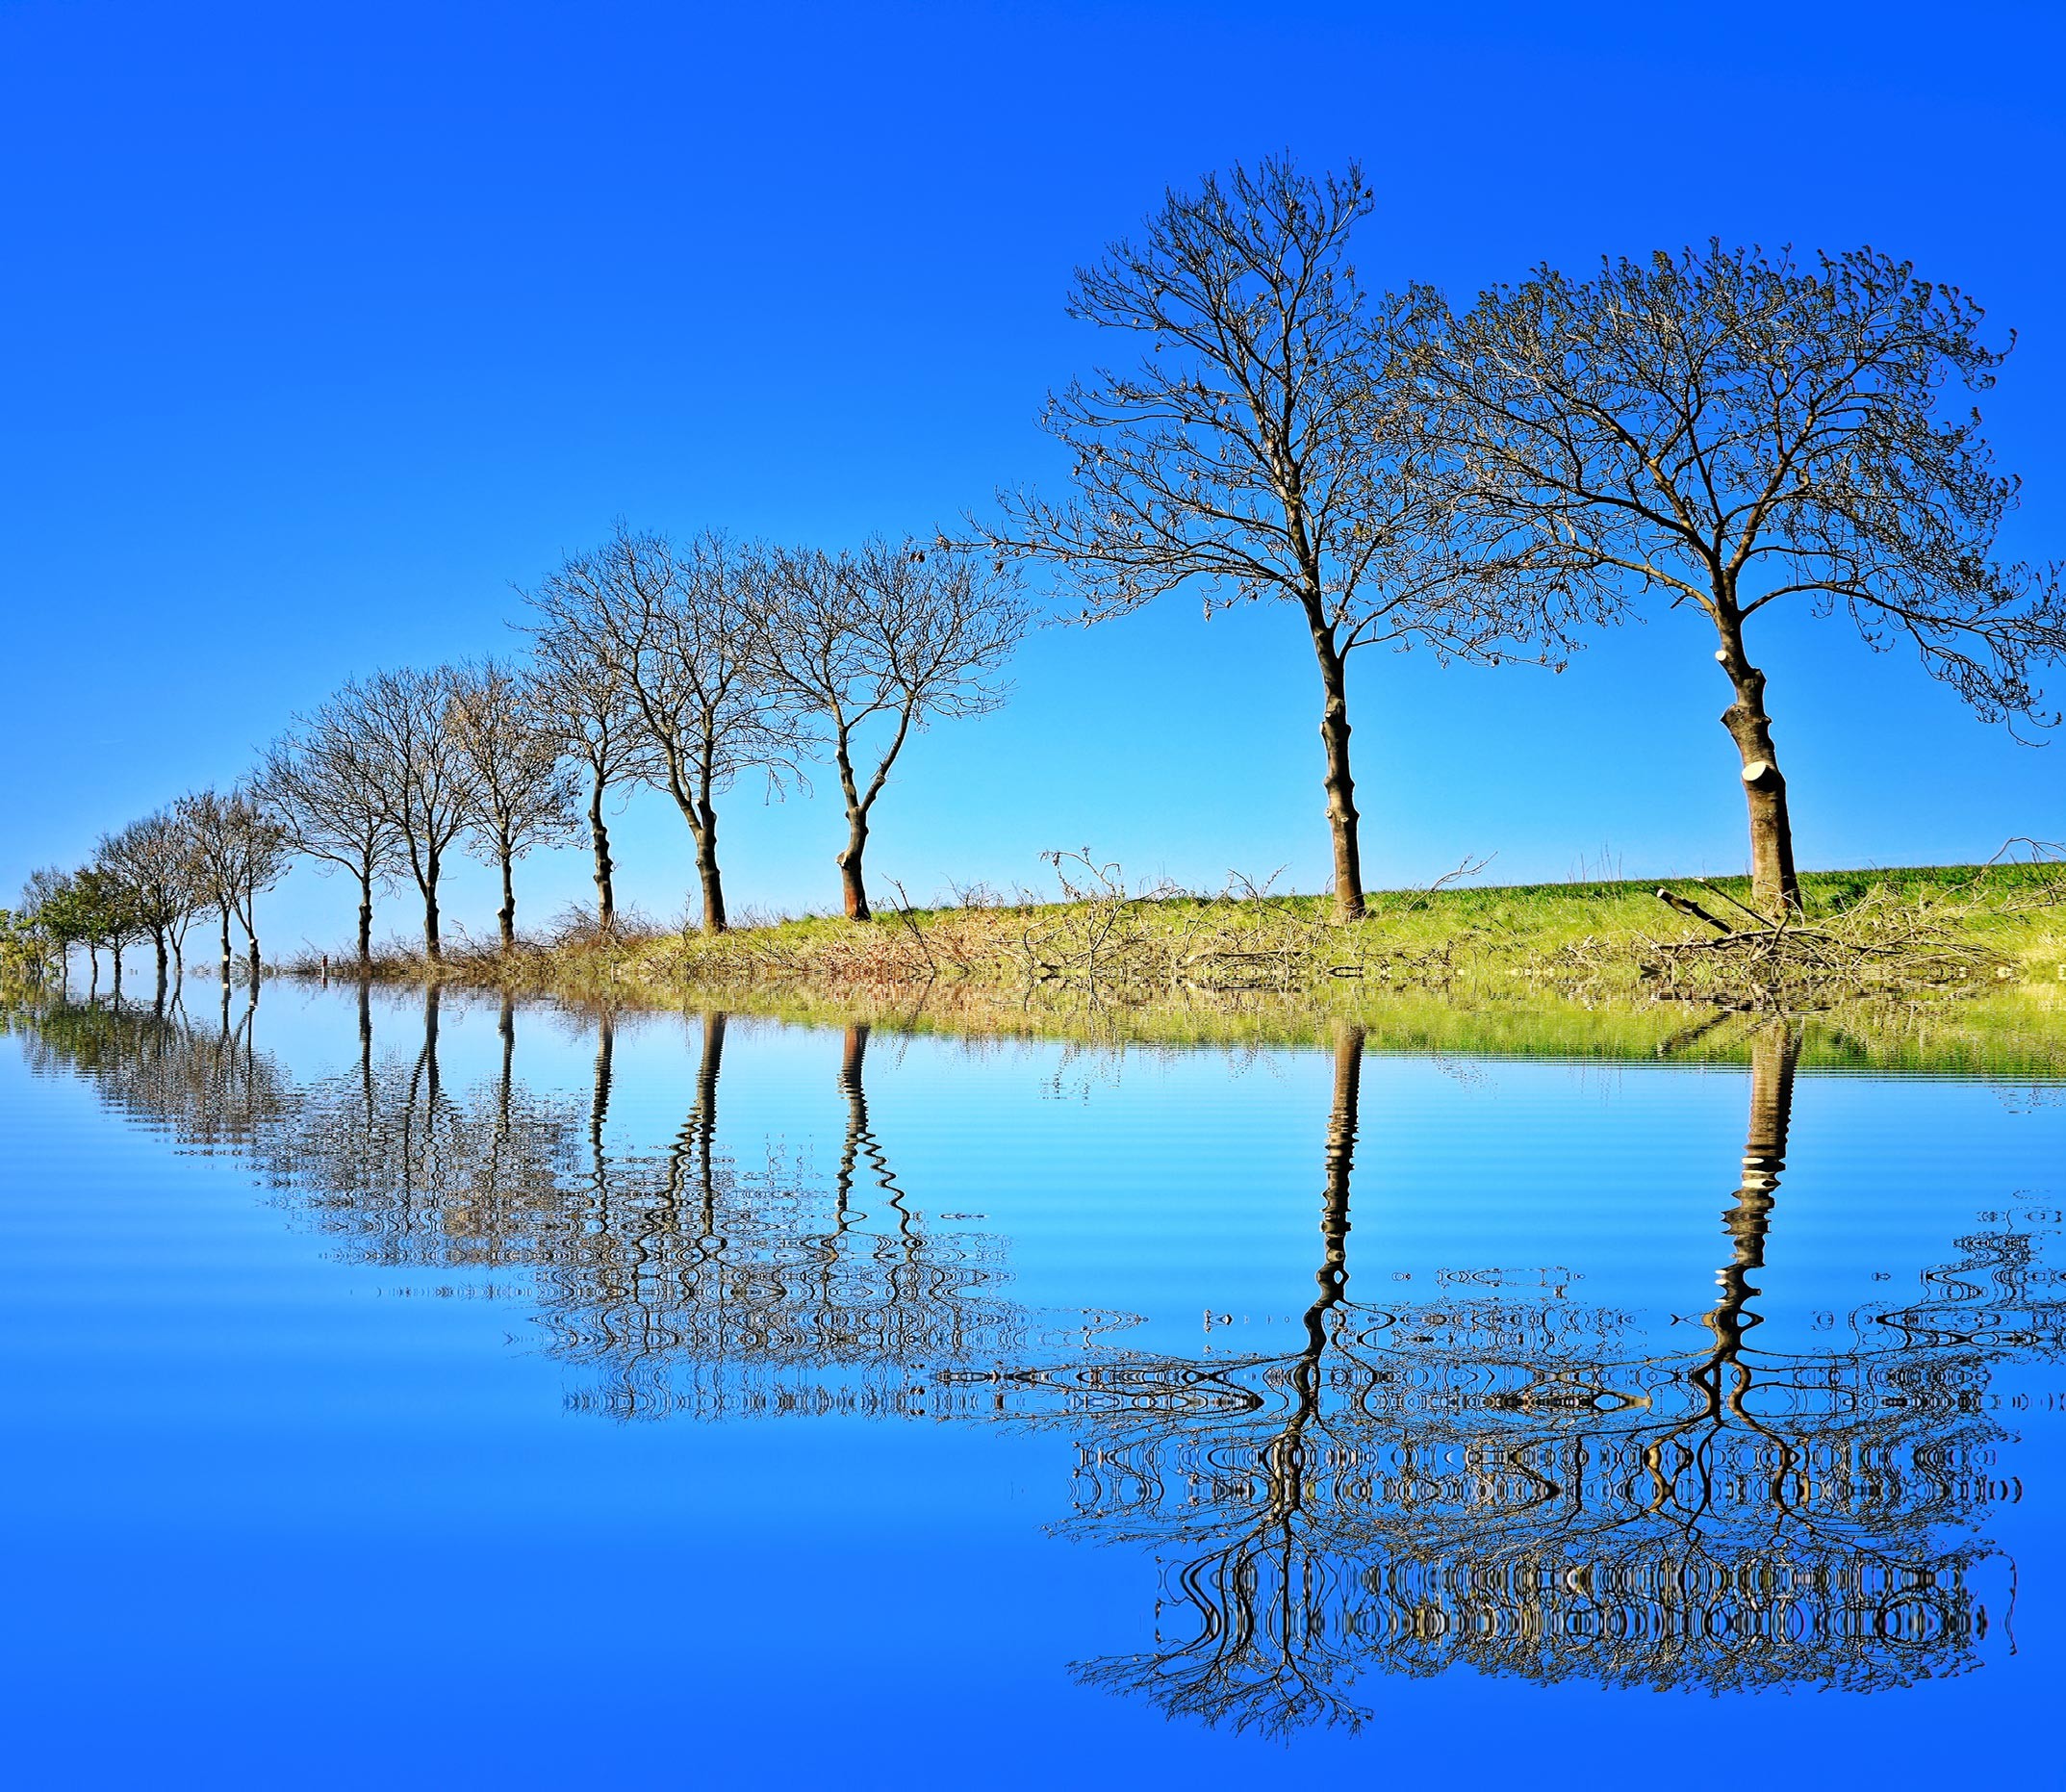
228 790 292 979
525 526 790 935
756 539 1028 920
349 666 480 960
5 869 71 983
259 695 405 968
1420 244 2066 915
180 787 292 981
522 614 662 930
18 868 77 980
180 790 242 981
67 864 143 989
96 810 204 991
981 157 1551 921
450 660 581 948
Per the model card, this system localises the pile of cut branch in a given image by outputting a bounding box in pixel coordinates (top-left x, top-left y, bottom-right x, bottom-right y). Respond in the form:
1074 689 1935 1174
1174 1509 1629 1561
1017 852 1455 1000
1630 860 2053 1012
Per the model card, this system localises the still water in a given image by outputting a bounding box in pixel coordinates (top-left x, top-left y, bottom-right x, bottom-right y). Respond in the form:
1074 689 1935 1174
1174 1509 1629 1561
2 984 2062 1787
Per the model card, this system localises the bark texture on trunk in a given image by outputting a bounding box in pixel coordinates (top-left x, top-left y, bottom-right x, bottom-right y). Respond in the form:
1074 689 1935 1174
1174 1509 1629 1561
694 801 727 935
421 853 443 960
497 849 517 949
589 774 616 928
356 876 374 966
219 908 233 983
1300 602 1365 923
1715 624 1801 917
837 813 870 922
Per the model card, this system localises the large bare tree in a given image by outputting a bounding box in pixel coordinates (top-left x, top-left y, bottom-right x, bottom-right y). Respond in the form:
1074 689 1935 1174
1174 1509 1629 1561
1420 244 2066 914
259 696 403 968
982 157 1544 922
522 616 661 930
756 539 1027 919
524 526 788 935
349 666 480 960
449 660 581 948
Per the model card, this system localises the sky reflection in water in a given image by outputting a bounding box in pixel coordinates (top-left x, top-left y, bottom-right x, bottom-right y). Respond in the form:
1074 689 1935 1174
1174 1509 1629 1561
2 984 2063 1787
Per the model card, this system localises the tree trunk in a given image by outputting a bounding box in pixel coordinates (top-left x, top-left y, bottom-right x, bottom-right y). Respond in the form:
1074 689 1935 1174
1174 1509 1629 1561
837 809 871 922
421 853 442 960
590 1013 615 1175
1704 1023 1799 1378
1301 607 1365 922
589 774 615 929
218 906 233 983
692 1010 727 1201
356 873 373 967
497 993 515 1127
497 847 517 950
1715 623 1801 917
247 929 261 982
153 930 168 989
695 800 727 934
834 1020 871 1216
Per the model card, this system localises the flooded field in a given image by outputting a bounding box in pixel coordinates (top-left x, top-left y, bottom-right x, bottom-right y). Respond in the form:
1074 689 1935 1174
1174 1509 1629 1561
3 983 2062 1787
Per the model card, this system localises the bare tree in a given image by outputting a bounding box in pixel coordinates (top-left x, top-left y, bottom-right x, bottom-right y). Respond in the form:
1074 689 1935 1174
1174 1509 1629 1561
180 789 243 983
260 694 405 968
96 810 203 995
522 613 662 930
349 666 480 960
450 659 581 948
980 157 1548 922
180 787 293 982
227 788 293 980
1419 244 2066 915
525 526 789 935
756 539 1027 919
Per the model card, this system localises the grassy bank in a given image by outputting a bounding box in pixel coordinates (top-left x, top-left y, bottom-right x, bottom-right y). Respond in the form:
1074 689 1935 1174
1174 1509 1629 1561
281 860 2066 1072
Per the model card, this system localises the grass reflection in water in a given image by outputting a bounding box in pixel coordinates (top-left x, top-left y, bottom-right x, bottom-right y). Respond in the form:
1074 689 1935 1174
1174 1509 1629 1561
10 990 2063 1731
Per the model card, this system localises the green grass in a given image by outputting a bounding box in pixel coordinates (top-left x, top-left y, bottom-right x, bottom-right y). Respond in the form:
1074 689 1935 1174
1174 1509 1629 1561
279 859 2066 1075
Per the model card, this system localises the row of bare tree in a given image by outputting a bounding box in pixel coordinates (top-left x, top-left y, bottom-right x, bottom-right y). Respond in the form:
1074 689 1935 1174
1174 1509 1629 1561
21 792 293 994
17 155 2065 961
21 533 1027 980
975 157 2065 919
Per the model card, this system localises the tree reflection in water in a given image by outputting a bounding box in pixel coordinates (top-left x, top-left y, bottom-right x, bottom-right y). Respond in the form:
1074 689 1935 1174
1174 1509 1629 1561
526 1013 1085 1419
999 1023 2065 1728
8 994 2062 1728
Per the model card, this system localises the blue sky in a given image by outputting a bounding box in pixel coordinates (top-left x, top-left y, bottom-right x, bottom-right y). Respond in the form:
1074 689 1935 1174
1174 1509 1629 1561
4 0 2062 948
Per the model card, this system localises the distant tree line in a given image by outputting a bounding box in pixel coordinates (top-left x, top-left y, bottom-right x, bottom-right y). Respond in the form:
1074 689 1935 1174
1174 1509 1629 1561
9 155 2061 980
10 537 1025 988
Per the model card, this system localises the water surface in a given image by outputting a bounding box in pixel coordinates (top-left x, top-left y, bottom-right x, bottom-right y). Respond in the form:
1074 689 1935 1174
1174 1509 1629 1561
3 985 2062 1787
